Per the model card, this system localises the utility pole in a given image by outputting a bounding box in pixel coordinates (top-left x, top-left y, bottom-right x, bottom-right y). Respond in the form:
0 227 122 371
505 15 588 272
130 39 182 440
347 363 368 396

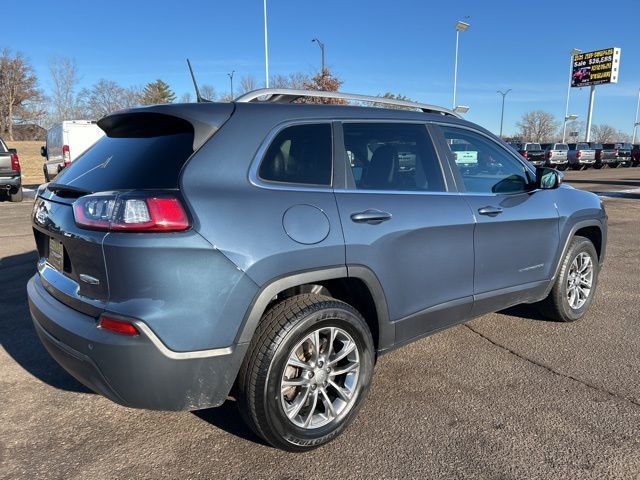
312 38 325 74
633 88 640 144
452 20 470 110
585 85 596 142
497 89 512 138
228 70 235 99
263 0 269 87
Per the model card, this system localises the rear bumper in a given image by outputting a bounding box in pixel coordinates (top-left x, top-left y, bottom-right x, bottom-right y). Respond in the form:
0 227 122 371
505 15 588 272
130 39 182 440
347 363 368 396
0 175 21 189
28 274 248 411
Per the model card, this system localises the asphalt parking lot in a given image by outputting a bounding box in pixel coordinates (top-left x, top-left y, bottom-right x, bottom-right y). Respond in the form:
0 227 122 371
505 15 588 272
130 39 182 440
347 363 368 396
1 168 639 479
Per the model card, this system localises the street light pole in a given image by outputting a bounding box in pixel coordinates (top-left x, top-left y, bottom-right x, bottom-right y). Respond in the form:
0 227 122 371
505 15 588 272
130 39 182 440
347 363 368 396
228 70 235 99
497 89 512 138
633 88 640 144
263 0 269 87
312 38 325 74
562 48 581 143
452 20 470 110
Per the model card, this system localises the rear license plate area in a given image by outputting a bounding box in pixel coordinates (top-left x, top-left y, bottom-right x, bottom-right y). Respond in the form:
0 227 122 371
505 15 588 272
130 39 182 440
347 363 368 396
48 237 64 272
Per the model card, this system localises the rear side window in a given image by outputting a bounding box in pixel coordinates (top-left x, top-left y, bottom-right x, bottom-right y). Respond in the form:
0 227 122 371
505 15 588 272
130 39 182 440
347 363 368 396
259 124 332 186
342 123 445 192
53 116 194 191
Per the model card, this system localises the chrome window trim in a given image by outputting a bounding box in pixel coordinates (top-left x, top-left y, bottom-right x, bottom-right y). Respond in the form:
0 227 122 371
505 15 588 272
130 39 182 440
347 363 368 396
249 119 335 192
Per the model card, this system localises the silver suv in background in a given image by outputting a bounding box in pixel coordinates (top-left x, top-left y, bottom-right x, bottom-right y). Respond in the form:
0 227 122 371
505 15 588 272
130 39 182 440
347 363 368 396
540 143 569 170
567 143 596 170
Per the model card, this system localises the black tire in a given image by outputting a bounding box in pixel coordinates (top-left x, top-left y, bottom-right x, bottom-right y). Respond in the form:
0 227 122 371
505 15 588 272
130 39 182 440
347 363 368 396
9 187 23 203
556 165 567 171
538 236 599 322
236 293 375 451
593 164 603 169
571 164 582 171
43 167 50 182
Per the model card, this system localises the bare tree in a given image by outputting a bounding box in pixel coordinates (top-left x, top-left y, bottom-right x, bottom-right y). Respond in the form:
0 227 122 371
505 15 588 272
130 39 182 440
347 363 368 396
179 92 192 103
78 79 141 119
199 84 216 101
372 92 416 110
591 124 617 143
516 110 559 142
615 130 631 142
0 48 45 140
49 56 83 123
239 75 258 94
270 72 311 89
561 120 585 142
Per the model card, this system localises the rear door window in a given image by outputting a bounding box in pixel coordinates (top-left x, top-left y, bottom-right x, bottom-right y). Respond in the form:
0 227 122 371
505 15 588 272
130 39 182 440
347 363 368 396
342 123 445 192
258 124 332 186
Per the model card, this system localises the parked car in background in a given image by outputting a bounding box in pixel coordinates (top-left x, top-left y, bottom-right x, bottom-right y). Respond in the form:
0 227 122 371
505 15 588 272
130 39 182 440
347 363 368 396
631 144 640 167
510 142 545 167
567 143 596 170
603 143 633 167
41 121 105 181
590 142 619 169
540 143 569 170
0 136 22 202
28 89 607 451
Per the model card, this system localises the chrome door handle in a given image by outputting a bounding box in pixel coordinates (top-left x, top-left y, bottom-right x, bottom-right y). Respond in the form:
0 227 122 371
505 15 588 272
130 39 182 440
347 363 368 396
478 206 503 217
350 209 392 225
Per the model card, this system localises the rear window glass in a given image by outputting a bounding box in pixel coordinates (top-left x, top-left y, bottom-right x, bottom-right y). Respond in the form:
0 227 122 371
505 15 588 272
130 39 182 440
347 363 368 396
590 143 602 149
577 143 589 149
555 144 569 150
525 144 541 150
259 124 332 186
53 132 194 191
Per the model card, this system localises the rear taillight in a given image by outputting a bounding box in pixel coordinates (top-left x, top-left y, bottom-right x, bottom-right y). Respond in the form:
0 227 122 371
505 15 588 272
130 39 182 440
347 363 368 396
11 153 20 172
62 145 71 166
576 151 582 159
98 316 139 336
522 151 528 158
73 192 189 232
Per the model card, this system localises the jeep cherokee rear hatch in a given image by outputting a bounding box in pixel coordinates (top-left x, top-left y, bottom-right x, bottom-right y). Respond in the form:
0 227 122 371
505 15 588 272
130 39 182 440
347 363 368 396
33 104 234 315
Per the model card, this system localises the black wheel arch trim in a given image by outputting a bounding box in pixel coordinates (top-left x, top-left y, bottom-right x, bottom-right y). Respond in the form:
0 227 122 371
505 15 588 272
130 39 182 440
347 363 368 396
235 265 393 352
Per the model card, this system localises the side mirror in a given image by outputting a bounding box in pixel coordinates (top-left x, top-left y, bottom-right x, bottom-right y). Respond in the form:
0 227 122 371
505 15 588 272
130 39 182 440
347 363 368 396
8 148 17 154
41 146 47 157
536 167 562 190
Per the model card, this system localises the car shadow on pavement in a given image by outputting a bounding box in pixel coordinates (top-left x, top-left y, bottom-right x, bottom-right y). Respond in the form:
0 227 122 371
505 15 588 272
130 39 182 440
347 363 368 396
567 178 640 188
0 250 91 394
192 400 269 446
499 304 549 322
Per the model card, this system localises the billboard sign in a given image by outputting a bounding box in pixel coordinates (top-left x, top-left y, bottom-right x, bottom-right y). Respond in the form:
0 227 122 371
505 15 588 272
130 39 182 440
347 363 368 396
571 48 621 87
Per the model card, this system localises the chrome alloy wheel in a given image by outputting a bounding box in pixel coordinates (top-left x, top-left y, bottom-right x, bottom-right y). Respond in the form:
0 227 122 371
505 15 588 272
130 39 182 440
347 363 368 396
566 252 594 310
280 326 360 429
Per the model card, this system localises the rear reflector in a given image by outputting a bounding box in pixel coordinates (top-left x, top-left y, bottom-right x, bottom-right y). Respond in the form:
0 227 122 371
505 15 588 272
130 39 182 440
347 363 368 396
98 316 139 336
73 192 189 232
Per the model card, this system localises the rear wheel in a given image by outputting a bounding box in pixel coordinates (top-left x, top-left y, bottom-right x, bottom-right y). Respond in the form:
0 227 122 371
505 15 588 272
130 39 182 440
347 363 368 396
538 236 599 322
236 293 375 451
610 163 619 168
9 187 23 203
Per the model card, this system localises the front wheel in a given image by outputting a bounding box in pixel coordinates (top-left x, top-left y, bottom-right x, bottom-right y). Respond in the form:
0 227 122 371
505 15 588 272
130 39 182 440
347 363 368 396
538 236 599 322
236 294 375 451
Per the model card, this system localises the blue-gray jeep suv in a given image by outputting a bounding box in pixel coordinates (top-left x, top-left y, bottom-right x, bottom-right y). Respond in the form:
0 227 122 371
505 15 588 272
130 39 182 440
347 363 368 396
27 89 607 451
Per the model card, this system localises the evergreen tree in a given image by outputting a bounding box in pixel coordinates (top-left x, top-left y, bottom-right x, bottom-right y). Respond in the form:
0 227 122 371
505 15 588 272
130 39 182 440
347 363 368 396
140 79 176 105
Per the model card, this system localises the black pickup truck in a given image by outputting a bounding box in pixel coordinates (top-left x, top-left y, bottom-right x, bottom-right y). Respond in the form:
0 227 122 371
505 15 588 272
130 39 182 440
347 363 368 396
511 142 546 167
0 137 23 202
604 143 633 167
590 142 619 169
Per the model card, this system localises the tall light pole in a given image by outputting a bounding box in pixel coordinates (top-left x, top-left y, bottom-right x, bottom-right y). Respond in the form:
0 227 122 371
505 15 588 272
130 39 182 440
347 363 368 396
633 88 640 144
312 38 325 74
562 48 582 143
497 89 512 138
452 20 470 110
263 0 269 87
228 70 235 99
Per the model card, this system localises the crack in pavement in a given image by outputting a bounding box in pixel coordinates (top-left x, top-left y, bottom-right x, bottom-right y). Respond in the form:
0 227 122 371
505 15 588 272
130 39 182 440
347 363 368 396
463 323 640 408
